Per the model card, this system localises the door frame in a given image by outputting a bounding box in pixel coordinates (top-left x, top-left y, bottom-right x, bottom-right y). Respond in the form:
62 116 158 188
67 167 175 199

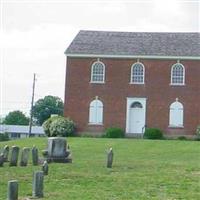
126 97 147 134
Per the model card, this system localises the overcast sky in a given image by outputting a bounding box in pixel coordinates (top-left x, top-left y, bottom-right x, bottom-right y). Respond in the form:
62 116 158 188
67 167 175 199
0 0 199 117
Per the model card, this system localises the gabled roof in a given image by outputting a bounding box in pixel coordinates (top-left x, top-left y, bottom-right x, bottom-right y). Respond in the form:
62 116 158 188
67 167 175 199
65 30 200 58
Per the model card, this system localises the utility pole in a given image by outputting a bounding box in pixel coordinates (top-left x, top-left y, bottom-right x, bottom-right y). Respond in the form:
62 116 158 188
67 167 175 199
28 73 36 137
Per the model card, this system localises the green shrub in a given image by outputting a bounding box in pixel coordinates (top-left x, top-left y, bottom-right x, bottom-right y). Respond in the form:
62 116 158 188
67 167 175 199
43 116 58 137
0 133 9 141
177 136 187 140
43 116 75 137
104 127 125 138
143 128 163 140
196 125 200 138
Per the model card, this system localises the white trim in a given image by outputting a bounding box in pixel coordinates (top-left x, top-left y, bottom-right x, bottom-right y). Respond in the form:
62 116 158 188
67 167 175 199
90 81 105 84
168 125 184 128
170 83 186 86
130 62 145 84
89 99 103 124
169 101 184 127
126 97 147 134
170 63 185 85
65 53 200 60
90 61 105 83
88 123 103 125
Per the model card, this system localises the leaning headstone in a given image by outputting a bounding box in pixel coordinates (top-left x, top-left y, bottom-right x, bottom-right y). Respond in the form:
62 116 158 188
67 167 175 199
3 145 9 162
42 137 71 163
32 146 39 166
20 147 30 166
107 148 114 168
7 180 18 200
0 153 4 167
32 171 44 198
9 146 20 166
42 161 48 175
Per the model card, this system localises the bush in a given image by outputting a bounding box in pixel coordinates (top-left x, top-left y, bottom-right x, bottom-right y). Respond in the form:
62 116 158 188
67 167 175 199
143 128 163 140
177 136 187 140
0 133 9 141
196 125 200 138
43 116 75 137
104 127 125 138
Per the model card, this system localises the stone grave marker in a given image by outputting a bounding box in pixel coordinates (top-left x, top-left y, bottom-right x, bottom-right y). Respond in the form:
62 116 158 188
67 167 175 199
7 180 18 200
20 147 30 166
32 171 44 198
3 145 9 162
32 146 39 166
107 148 114 168
0 153 4 167
42 137 71 163
42 161 48 175
9 146 20 166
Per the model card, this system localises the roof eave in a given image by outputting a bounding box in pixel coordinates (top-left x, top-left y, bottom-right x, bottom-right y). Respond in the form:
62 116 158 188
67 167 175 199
64 53 200 60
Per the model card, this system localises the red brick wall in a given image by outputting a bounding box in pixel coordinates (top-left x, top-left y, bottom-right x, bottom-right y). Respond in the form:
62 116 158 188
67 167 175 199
64 57 200 135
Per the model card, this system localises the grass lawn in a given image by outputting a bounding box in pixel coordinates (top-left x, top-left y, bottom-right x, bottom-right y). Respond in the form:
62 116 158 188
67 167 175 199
0 137 200 200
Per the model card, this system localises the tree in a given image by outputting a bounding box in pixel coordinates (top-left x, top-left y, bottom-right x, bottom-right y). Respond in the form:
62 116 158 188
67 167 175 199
32 95 64 125
43 116 75 137
3 110 29 125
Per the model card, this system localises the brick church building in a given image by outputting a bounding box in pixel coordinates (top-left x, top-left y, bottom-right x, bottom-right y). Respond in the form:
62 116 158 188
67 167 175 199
64 30 200 137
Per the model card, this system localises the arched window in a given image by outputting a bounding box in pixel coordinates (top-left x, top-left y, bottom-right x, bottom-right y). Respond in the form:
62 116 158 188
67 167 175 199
169 101 184 127
89 99 103 124
131 102 143 108
91 61 105 83
131 62 145 84
171 63 185 85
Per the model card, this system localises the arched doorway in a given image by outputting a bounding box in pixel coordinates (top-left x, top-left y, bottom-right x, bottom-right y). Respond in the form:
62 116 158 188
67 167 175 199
126 98 146 134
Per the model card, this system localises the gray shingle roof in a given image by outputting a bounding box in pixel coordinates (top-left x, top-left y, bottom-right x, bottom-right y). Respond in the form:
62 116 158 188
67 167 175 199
65 30 200 57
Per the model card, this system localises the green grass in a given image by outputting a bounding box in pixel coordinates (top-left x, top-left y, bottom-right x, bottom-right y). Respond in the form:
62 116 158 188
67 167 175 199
0 137 200 200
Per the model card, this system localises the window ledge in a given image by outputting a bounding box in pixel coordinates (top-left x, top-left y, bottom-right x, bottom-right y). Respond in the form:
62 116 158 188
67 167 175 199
90 81 105 84
88 123 103 126
170 83 185 86
129 82 145 85
168 125 184 129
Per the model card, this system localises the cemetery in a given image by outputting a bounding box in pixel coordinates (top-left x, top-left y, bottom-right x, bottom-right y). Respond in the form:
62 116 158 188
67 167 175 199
0 137 199 199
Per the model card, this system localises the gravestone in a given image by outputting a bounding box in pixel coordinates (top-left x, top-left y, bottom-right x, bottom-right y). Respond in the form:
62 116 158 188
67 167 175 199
42 161 48 175
9 146 20 166
7 180 18 200
20 147 30 166
3 145 9 162
32 146 39 166
32 171 44 198
107 148 114 168
42 137 72 163
0 153 4 167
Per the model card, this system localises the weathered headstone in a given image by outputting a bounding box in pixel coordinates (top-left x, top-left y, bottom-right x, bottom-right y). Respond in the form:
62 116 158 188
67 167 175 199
42 137 71 163
7 180 18 200
9 146 20 166
3 145 9 162
42 161 48 175
0 153 4 167
107 148 114 168
32 171 44 198
32 146 39 166
20 147 30 166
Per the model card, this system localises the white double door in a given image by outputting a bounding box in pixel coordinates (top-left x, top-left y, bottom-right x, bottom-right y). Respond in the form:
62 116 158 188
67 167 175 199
126 98 146 134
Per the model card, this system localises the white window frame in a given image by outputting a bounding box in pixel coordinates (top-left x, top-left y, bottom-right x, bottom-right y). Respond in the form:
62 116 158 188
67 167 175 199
169 101 184 127
90 61 105 83
170 63 185 85
89 99 103 125
130 62 145 84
